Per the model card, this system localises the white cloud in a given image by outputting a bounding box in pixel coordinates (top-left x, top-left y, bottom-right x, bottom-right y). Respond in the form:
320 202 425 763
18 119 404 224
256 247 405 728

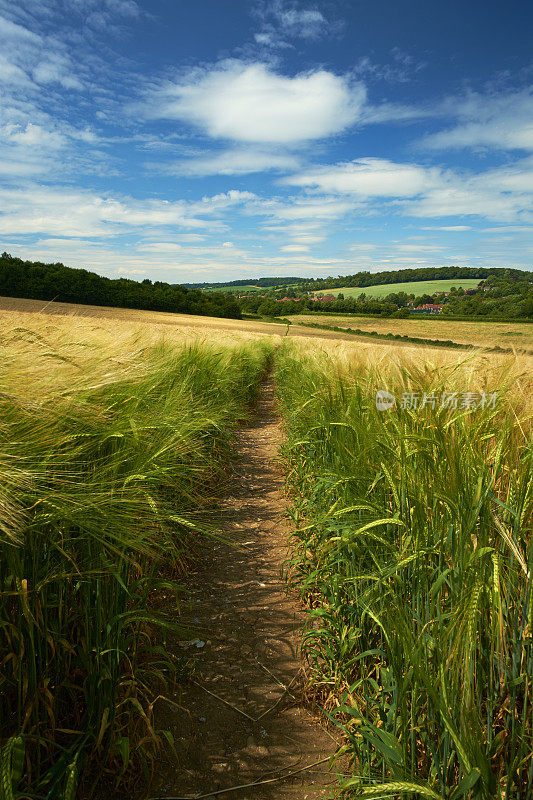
0 122 69 177
252 0 337 48
173 233 206 242
0 117 109 179
405 158 533 222
353 49 426 85
253 198 351 253
281 243 309 252
136 241 182 252
283 158 438 197
274 5 325 38
0 14 40 42
423 88 533 152
252 195 355 221
0 13 84 93
262 220 327 247
33 55 83 90
143 60 366 143
193 189 257 213
0 53 35 88
395 243 444 252
163 148 300 176
480 225 533 233
283 155 533 224
3 122 66 149
349 243 376 251
420 225 472 231
0 185 257 237
0 0 141 33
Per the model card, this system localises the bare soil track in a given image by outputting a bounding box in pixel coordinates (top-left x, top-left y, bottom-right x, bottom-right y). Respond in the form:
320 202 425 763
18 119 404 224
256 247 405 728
151 378 341 800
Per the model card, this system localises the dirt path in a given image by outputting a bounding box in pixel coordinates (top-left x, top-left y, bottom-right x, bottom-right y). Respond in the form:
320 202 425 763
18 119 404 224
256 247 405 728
151 378 341 800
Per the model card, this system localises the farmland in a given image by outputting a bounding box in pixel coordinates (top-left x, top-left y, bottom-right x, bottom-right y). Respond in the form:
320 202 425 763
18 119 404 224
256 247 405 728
1 302 531 799
314 278 482 298
202 283 263 292
0 308 274 797
291 313 533 350
276 340 532 799
3 295 488 349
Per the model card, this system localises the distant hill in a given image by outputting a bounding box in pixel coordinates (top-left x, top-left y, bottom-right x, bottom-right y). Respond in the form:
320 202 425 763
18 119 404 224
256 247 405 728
181 276 309 289
0 253 242 319
185 266 531 293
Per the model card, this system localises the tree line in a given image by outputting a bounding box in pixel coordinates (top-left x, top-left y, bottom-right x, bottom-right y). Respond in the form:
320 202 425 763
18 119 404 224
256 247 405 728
0 254 242 319
240 273 533 319
188 266 530 293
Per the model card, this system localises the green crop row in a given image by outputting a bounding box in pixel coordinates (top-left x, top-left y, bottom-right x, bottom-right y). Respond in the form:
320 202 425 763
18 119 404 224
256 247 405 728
275 344 532 799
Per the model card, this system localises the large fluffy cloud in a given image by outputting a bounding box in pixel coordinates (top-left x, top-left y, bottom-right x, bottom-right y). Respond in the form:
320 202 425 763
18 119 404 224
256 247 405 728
143 60 366 143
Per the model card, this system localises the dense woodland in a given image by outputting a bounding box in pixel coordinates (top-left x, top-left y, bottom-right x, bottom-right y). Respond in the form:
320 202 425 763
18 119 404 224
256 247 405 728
0 253 242 318
442 274 533 317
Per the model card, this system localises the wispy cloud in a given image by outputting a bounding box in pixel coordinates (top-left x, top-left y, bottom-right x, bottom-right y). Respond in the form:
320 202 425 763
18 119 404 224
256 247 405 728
251 0 341 48
353 48 427 84
422 88 533 152
282 158 439 197
0 185 258 238
152 147 301 177
282 155 533 223
0 0 141 35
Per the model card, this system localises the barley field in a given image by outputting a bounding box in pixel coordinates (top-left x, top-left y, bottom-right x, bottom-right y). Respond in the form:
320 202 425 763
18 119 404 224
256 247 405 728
291 314 533 351
0 309 274 797
1 305 531 799
275 341 532 799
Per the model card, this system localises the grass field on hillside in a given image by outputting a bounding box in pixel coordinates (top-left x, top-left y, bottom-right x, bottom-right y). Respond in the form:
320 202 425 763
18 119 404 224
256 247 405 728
291 313 533 350
315 278 481 298
203 283 262 292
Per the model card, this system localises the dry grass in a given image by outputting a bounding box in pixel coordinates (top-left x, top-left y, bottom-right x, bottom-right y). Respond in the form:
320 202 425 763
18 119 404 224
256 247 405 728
7 295 529 354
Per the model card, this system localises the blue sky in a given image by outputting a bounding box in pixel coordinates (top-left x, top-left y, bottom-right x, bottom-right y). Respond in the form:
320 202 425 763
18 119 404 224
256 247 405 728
1 0 532 282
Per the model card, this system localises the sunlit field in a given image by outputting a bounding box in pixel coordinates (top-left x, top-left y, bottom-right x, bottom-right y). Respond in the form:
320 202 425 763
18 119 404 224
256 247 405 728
276 341 532 799
0 294 287 339
292 313 533 351
2 306 531 799
0 309 274 797
313 278 482 299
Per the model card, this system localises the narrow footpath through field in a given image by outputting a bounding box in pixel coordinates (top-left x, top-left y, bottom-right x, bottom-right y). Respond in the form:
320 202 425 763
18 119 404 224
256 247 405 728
152 377 341 800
